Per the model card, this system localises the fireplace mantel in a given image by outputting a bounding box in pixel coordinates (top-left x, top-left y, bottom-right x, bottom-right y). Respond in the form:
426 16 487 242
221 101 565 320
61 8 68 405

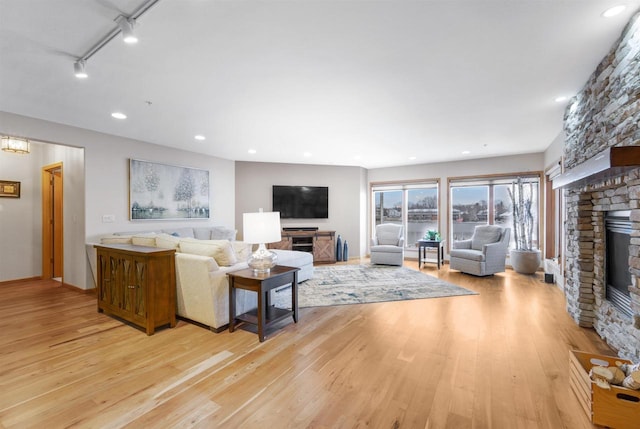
552 146 640 189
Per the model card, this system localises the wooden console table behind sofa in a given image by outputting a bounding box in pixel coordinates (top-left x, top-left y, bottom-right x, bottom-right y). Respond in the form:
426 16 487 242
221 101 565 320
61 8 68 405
269 230 336 263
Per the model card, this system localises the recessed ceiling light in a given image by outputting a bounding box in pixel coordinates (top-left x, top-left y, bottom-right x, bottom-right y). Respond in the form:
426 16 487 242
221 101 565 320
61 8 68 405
248 149 257 154
194 135 206 141
354 155 362 160
602 5 626 17
462 150 471 155
111 112 127 119
554 96 568 103
408 156 417 160
303 152 312 157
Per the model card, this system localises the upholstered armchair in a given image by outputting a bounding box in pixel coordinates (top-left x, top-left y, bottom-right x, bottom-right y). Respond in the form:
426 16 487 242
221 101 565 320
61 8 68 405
450 225 510 276
370 223 405 266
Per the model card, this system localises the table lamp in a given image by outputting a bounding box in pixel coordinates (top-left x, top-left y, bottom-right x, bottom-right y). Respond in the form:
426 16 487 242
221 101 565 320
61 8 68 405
243 209 282 274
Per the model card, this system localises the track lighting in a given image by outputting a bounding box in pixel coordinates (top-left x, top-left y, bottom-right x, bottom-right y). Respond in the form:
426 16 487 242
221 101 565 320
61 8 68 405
73 60 88 78
70 0 160 78
116 15 138 44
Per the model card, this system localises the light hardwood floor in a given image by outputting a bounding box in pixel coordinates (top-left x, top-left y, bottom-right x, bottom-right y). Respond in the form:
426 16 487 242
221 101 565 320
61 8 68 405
0 261 613 428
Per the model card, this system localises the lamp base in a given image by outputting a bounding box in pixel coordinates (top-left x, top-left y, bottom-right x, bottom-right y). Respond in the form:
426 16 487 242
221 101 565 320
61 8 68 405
247 243 278 275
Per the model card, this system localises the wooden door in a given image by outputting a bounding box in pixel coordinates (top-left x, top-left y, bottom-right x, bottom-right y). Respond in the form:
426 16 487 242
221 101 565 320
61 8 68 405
41 163 63 280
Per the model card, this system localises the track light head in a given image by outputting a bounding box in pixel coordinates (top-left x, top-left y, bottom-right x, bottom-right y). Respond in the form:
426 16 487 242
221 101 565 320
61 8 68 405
73 60 88 78
116 15 138 44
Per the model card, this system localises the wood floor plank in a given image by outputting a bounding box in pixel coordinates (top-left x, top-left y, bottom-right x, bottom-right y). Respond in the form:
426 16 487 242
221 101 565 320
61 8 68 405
0 261 611 428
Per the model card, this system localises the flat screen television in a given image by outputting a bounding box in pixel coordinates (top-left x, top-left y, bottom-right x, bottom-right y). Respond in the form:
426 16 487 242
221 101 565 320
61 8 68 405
272 185 329 219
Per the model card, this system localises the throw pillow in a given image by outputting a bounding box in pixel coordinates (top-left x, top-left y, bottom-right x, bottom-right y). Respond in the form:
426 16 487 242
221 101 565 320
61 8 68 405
210 226 237 241
131 233 158 247
155 233 181 250
193 227 213 240
100 235 132 244
179 238 238 266
232 241 253 262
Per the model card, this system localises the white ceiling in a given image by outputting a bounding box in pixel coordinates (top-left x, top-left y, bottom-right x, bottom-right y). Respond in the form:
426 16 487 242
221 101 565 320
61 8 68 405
1 0 638 168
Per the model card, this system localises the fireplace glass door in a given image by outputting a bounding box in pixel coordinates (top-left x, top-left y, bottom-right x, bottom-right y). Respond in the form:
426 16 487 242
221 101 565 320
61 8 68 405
605 211 632 318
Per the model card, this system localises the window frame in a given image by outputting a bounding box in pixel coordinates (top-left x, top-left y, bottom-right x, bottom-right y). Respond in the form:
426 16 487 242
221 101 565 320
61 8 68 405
371 179 441 250
447 172 544 252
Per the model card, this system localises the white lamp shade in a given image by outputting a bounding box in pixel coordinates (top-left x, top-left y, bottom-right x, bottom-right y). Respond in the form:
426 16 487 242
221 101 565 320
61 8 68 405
243 211 282 244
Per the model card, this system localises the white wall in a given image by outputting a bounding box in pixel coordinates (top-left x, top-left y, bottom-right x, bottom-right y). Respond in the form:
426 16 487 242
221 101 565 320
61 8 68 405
0 144 43 281
235 162 367 258
0 111 236 289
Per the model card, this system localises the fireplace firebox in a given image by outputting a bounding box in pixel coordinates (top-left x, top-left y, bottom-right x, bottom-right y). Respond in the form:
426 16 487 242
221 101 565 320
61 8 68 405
605 210 632 318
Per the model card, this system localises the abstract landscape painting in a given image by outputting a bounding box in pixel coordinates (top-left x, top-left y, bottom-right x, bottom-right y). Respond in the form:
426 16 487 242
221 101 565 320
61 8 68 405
129 159 209 220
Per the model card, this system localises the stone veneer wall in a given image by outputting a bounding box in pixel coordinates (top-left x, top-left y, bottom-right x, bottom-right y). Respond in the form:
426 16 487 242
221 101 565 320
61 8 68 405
563 12 640 361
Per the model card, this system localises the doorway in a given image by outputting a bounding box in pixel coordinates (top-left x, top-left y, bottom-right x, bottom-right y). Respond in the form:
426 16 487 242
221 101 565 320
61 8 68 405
42 163 63 280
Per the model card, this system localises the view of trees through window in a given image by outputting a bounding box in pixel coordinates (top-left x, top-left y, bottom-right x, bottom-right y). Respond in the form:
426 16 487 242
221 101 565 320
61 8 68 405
374 184 438 247
450 177 539 249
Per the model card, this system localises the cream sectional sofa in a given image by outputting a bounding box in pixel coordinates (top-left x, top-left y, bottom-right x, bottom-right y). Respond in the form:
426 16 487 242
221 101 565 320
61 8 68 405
87 226 313 332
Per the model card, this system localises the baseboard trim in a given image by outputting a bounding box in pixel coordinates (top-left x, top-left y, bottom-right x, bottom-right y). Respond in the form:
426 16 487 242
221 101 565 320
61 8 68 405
0 276 41 286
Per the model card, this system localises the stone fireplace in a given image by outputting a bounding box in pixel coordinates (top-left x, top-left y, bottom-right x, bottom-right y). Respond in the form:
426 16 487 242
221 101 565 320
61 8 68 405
560 12 640 361
564 173 640 360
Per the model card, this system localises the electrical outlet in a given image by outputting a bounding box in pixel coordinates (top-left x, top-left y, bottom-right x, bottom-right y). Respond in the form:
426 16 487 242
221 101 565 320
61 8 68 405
102 214 116 223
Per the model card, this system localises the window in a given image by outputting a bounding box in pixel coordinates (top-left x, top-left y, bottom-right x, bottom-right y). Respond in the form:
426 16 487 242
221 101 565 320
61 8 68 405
374 190 403 225
451 185 488 241
449 174 541 248
373 182 439 248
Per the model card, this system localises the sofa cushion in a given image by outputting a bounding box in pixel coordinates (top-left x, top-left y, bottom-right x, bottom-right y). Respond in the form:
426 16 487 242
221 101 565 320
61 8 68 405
450 248 485 262
471 226 502 251
210 226 237 241
131 233 158 247
155 233 181 250
231 241 253 262
100 235 133 244
179 238 238 266
376 226 401 245
371 244 404 254
162 227 195 238
193 227 213 240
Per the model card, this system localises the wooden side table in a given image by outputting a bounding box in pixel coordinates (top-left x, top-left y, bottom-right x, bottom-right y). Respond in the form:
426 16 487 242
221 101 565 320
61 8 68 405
417 239 446 269
228 265 299 342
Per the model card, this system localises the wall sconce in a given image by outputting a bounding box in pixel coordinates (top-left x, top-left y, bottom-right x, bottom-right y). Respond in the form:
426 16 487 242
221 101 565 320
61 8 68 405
1 136 30 154
243 209 282 274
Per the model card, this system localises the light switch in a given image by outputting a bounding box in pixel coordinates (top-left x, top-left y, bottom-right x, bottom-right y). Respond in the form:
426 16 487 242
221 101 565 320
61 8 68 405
102 214 116 223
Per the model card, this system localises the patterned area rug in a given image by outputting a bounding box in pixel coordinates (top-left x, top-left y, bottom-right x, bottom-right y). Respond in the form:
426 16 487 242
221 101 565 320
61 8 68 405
272 264 478 308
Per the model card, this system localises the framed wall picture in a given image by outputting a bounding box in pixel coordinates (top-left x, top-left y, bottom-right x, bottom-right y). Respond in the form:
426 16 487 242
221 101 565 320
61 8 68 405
0 180 20 198
129 159 210 220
